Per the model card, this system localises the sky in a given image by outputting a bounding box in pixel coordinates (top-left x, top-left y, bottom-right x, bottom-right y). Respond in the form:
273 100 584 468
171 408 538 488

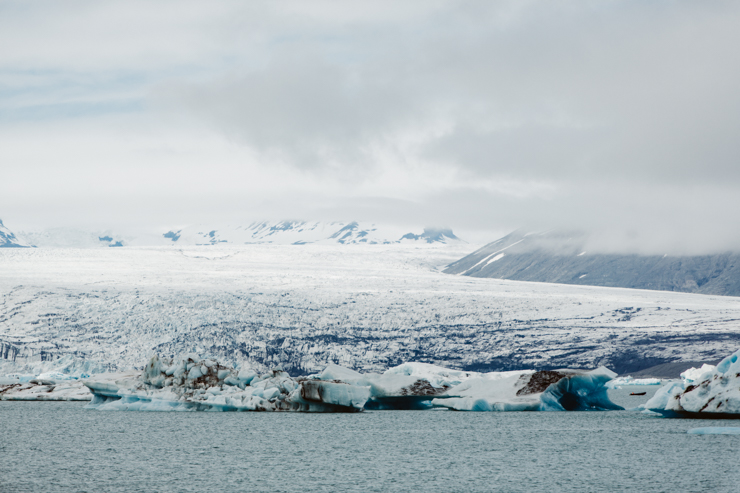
1 0 739 253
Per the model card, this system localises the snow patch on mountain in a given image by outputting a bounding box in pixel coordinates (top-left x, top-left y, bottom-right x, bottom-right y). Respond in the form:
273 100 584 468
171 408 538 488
0 219 32 248
160 221 464 246
20 228 128 248
14 220 463 248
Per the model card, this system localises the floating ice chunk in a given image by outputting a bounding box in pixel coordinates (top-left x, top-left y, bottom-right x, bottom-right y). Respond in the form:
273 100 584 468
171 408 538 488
318 363 364 382
316 363 451 409
433 367 621 412
82 356 621 413
680 364 717 384
604 376 662 389
85 356 368 412
644 349 740 417
298 380 371 410
382 362 474 388
0 379 92 401
687 427 740 435
641 381 685 416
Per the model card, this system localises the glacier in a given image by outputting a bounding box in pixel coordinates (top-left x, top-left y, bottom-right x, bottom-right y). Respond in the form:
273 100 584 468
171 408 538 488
2 245 738 378
79 356 621 413
643 349 740 417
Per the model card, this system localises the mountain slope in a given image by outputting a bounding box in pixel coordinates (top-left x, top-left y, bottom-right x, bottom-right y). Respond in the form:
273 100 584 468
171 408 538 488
444 231 740 296
0 219 32 248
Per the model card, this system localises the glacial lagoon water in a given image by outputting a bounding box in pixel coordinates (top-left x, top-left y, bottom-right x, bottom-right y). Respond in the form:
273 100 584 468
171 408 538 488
1 387 739 493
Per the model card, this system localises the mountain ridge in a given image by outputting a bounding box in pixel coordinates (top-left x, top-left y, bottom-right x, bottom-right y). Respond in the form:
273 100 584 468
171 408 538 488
444 230 740 297
0 219 32 248
19 220 463 248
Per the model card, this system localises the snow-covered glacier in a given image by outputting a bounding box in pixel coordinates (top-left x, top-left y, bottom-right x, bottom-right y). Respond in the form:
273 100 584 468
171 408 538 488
82 356 621 412
643 349 740 417
2 245 739 378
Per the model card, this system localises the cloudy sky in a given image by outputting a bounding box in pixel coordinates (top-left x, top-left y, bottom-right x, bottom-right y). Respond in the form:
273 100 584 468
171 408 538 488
1 0 739 251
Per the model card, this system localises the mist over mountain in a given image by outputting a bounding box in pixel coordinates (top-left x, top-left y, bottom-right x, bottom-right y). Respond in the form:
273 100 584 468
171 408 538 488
445 231 740 297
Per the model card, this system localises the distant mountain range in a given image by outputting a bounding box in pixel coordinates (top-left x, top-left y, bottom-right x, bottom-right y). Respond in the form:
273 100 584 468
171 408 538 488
0 219 32 248
7 220 462 248
445 231 740 297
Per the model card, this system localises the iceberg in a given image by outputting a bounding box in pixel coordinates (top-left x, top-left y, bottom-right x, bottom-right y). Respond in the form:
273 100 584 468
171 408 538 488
80 357 622 413
0 379 91 401
643 349 740 417
84 356 370 412
604 376 662 389
432 367 622 412
315 363 466 410
687 427 740 435
680 364 716 384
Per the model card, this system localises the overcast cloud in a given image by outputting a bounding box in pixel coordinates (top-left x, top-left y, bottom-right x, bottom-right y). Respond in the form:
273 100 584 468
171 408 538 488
1 0 739 252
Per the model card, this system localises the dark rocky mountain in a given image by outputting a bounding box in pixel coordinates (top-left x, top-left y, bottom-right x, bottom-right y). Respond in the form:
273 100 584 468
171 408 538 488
445 231 740 297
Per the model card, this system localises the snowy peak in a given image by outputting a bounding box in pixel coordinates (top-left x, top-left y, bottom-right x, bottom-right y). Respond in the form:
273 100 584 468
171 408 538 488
160 221 464 246
8 220 464 248
0 219 32 248
20 228 128 248
400 228 460 244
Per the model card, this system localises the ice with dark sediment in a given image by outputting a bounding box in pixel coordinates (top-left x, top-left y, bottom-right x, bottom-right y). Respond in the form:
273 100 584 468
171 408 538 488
0 379 91 401
643 349 740 418
81 357 621 412
84 356 370 412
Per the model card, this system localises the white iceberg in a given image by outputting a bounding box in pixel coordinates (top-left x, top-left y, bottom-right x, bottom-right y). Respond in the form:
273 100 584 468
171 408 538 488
680 364 717 384
643 349 740 417
604 376 662 389
315 362 469 410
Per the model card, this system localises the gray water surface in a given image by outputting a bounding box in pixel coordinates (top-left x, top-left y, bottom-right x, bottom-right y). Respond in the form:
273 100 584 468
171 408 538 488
1 389 738 493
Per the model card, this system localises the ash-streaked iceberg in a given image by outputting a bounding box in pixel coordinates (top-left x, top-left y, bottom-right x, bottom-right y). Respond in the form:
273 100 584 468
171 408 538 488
80 357 622 413
315 362 471 410
85 356 370 412
0 378 91 401
643 349 740 417
431 367 621 412
317 362 621 412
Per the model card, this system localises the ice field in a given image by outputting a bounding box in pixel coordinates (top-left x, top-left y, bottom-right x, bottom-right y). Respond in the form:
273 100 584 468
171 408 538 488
2 244 740 377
